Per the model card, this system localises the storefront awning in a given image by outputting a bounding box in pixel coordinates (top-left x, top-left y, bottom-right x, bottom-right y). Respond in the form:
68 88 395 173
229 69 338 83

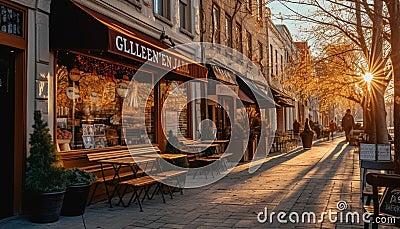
50 0 207 79
236 77 276 108
238 89 255 104
207 64 237 85
270 87 294 107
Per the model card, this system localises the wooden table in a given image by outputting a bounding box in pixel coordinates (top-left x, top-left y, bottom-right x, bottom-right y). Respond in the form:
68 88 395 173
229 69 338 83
201 140 229 153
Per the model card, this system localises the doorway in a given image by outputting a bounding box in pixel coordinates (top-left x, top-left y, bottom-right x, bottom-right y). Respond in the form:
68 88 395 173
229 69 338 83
0 45 16 219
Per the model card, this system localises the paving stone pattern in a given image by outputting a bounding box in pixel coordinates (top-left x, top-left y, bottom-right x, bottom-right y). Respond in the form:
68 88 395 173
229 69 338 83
0 137 397 229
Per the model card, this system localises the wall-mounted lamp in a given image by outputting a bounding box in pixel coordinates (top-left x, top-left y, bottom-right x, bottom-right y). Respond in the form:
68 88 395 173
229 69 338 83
160 30 176 47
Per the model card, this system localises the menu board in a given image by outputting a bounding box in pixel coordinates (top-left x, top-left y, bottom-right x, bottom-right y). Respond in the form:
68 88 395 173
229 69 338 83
380 187 400 217
360 143 376 161
377 144 391 161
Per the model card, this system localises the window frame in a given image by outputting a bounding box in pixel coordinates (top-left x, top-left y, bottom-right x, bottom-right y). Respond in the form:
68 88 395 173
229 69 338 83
179 0 192 33
225 14 232 48
154 0 171 21
235 22 242 53
212 3 221 44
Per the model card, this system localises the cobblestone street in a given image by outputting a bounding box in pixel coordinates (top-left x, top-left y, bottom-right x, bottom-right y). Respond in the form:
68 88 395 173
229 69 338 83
0 137 367 228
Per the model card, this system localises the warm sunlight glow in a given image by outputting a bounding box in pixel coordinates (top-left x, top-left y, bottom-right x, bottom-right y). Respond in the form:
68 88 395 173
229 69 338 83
363 72 373 84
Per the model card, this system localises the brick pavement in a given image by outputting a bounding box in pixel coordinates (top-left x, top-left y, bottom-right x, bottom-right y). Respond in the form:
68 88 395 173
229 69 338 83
0 137 392 229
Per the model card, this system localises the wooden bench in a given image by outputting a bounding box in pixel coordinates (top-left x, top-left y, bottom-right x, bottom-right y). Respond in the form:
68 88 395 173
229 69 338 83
118 170 187 211
364 173 400 228
86 145 161 207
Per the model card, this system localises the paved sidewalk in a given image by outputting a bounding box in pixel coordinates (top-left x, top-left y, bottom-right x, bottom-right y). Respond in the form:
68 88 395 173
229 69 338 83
0 137 371 228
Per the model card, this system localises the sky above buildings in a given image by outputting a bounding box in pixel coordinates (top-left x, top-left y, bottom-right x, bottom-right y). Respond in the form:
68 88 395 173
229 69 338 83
267 0 314 42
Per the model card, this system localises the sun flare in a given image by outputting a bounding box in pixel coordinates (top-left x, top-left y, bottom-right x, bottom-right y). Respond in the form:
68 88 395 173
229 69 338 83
363 72 373 84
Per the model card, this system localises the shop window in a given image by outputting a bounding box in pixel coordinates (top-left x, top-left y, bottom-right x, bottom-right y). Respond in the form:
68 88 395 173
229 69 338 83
179 0 191 32
160 80 189 138
55 53 155 150
154 0 171 20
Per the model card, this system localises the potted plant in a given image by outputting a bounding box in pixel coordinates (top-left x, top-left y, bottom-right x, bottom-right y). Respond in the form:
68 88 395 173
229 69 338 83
165 130 189 168
61 168 96 216
24 111 68 223
301 118 315 149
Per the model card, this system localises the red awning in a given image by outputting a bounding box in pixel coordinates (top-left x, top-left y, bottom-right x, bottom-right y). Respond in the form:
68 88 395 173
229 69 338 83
238 89 255 104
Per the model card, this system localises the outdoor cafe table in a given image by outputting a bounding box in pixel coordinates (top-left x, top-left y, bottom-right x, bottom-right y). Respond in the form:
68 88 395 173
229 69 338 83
201 140 229 154
185 143 219 157
97 154 187 207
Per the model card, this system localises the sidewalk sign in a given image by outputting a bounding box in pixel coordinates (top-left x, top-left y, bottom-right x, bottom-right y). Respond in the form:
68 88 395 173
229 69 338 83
380 187 400 217
377 144 391 161
359 143 376 161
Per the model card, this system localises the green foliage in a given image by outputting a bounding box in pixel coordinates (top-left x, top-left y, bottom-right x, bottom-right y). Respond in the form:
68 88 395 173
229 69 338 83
24 111 67 193
65 168 96 186
165 130 189 168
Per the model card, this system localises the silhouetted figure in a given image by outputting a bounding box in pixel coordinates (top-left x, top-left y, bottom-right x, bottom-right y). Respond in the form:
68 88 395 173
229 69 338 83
293 119 300 135
329 120 337 140
342 109 355 143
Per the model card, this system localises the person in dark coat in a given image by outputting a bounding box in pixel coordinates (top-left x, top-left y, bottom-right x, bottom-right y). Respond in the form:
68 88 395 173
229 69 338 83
342 109 355 143
329 120 337 140
293 119 300 135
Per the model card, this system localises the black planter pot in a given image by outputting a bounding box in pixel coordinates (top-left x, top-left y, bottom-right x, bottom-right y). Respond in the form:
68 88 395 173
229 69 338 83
61 183 91 216
301 133 314 149
30 191 65 223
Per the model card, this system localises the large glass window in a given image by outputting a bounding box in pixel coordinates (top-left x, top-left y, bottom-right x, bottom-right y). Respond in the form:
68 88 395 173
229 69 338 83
55 53 155 150
160 80 189 138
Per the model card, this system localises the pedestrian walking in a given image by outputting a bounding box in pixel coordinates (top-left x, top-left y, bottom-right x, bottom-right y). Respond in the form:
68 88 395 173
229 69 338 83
293 119 300 135
329 120 336 140
342 109 355 143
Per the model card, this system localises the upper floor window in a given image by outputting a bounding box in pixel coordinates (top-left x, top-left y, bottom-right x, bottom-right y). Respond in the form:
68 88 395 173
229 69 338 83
270 44 273 75
234 22 242 52
225 14 232 47
246 0 252 13
212 4 220 44
258 41 263 62
180 0 191 31
257 0 262 21
246 30 252 59
154 0 171 20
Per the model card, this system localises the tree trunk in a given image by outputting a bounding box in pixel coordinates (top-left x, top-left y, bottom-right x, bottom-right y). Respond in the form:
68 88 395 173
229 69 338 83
385 0 400 174
372 85 389 144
